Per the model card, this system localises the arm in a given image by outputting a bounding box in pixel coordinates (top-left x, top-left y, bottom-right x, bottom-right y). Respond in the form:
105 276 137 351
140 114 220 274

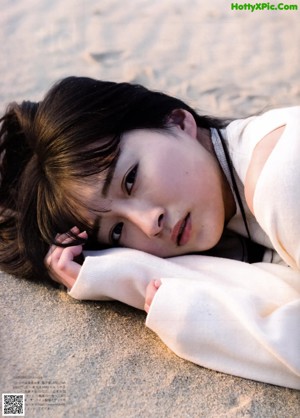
47 233 299 388
63 246 300 389
245 109 300 270
146 260 300 389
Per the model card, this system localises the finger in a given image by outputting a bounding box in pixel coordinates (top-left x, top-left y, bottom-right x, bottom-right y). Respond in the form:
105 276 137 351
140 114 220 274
45 229 88 288
45 244 81 287
45 245 64 268
48 247 80 288
46 229 87 265
153 279 161 289
58 245 83 273
54 226 83 244
51 268 77 289
144 280 161 313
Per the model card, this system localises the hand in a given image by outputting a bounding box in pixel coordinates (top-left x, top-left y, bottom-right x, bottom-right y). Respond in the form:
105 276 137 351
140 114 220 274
45 227 88 290
144 279 161 313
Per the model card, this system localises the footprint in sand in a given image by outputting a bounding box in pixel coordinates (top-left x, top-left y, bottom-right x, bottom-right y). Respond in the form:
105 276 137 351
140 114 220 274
89 51 123 66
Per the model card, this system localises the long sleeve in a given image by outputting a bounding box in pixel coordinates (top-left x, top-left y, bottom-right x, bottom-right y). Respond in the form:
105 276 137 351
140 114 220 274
253 107 300 270
68 248 300 389
146 260 300 390
224 106 300 269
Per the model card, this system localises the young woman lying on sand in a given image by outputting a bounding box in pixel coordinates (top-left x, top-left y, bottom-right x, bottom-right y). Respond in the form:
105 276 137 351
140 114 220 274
0 77 299 389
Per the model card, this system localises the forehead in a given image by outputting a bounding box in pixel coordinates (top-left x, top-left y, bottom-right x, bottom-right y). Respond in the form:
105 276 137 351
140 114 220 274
122 128 172 144
119 128 178 161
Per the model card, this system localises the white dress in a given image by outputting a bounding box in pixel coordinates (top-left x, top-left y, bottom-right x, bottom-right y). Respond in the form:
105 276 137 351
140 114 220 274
68 107 300 389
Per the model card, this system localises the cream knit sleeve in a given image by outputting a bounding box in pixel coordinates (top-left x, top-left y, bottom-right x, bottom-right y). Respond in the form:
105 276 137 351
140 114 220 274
68 248 300 389
146 259 300 389
253 107 300 270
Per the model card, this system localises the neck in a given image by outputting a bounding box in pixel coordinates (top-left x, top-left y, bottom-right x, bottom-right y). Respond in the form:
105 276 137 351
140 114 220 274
196 127 214 152
197 127 236 223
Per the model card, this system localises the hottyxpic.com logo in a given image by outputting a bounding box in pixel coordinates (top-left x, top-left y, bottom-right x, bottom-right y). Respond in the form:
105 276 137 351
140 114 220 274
231 2 298 11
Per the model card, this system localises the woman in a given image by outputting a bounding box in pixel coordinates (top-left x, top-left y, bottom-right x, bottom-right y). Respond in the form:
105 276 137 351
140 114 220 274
1 76 299 389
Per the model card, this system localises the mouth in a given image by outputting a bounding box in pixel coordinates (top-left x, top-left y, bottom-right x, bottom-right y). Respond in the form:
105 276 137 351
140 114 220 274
171 213 191 246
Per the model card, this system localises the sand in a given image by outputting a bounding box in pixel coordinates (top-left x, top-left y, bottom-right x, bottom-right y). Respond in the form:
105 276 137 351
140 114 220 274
0 0 300 417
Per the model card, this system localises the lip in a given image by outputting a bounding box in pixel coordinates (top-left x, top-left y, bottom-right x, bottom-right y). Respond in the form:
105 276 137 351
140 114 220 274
171 213 192 246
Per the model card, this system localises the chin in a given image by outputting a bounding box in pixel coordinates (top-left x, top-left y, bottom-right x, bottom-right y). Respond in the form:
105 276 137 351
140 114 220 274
194 232 224 253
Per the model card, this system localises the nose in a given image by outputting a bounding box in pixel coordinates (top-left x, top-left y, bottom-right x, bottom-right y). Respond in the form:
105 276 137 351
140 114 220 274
118 200 165 238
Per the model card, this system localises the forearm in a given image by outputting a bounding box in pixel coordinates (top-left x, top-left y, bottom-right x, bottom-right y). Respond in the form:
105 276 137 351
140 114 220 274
67 247 300 388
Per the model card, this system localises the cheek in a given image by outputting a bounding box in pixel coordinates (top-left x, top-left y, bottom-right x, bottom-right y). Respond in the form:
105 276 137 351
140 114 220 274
154 158 193 190
143 165 178 197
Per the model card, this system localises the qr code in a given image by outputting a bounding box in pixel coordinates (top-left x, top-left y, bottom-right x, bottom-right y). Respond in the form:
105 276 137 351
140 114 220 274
2 394 25 416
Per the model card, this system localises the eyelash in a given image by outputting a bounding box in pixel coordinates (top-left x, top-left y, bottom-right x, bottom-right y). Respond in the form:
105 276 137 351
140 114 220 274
123 164 138 195
110 164 139 245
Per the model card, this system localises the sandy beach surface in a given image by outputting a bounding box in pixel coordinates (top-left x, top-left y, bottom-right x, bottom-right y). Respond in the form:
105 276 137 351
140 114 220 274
1 0 300 417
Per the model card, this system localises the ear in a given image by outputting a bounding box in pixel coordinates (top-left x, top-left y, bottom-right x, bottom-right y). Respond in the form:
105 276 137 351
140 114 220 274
167 109 198 139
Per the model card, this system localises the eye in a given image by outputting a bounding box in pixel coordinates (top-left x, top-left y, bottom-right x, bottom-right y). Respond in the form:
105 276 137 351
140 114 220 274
110 222 123 245
124 164 138 195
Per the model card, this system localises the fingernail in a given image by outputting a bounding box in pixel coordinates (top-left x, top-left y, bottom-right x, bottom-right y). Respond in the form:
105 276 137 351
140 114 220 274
154 280 161 288
144 304 149 313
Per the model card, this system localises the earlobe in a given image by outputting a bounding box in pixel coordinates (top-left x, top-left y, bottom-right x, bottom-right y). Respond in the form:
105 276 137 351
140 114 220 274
167 109 198 139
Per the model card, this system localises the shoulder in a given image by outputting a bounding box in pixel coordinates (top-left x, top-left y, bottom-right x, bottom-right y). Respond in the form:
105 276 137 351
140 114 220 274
228 106 299 214
244 125 286 214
